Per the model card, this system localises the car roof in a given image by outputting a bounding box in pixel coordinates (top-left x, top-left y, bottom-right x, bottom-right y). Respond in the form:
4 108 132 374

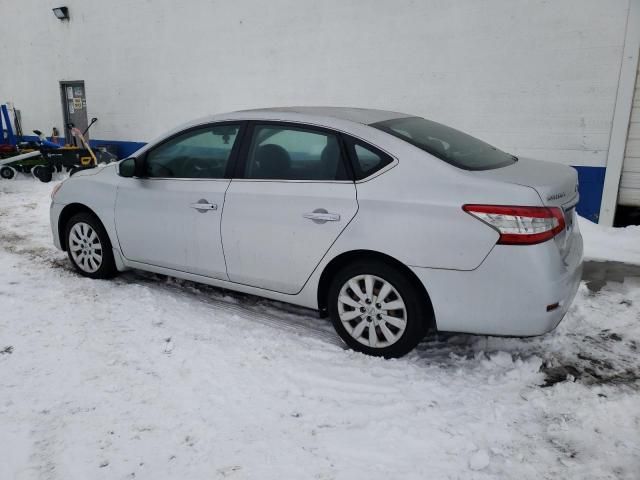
225 106 413 125
141 107 416 156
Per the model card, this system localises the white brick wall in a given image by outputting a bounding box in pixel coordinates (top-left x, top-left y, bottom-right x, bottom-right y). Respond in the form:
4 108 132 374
0 0 631 170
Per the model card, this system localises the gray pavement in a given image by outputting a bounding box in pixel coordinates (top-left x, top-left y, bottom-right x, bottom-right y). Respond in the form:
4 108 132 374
583 260 640 292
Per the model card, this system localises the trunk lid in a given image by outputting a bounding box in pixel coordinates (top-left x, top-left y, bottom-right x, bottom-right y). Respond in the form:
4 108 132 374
474 158 580 258
474 157 579 208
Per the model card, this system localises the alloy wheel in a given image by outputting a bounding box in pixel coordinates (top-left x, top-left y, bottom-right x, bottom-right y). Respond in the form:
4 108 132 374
337 274 407 348
68 222 103 273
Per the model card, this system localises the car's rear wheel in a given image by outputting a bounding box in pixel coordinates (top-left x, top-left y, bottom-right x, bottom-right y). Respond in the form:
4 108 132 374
328 260 431 358
65 212 116 279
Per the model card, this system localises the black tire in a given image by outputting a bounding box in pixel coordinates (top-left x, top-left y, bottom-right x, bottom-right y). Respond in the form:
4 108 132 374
35 165 53 182
64 212 117 279
328 260 432 358
0 166 16 179
32 165 52 182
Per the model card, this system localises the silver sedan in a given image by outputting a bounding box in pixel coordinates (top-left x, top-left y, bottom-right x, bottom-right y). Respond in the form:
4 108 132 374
50 107 583 357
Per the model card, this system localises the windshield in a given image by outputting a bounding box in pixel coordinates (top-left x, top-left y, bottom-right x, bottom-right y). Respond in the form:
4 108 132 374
371 117 517 171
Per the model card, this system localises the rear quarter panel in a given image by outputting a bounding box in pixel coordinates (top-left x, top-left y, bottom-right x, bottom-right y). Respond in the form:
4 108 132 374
331 147 545 271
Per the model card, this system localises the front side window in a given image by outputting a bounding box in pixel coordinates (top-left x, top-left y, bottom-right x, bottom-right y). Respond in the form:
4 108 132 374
371 117 517 171
145 124 240 178
244 125 349 180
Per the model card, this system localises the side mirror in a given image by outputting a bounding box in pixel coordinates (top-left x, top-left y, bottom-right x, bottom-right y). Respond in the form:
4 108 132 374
118 158 136 177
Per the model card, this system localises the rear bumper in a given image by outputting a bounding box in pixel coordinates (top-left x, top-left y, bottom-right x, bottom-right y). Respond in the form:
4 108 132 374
410 230 583 336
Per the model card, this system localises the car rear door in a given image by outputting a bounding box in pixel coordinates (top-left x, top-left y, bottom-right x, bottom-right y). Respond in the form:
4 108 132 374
221 122 358 294
115 122 245 279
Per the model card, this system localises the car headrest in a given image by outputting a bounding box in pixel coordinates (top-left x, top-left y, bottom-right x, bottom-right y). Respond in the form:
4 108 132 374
321 139 342 178
254 144 290 179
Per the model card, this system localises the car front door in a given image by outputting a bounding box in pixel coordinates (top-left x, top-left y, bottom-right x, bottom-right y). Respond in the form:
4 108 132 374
221 122 358 294
115 122 245 279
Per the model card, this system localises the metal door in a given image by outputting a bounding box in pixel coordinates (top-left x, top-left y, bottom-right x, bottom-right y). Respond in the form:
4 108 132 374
222 180 358 293
60 81 89 145
115 178 231 279
220 122 358 294
114 122 245 279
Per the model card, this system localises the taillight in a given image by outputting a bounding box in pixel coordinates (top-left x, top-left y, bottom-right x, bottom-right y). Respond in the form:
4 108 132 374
462 204 565 245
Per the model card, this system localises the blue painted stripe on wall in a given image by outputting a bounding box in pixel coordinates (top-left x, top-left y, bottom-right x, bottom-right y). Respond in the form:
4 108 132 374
572 165 605 223
20 135 145 158
89 139 146 157
17 135 608 222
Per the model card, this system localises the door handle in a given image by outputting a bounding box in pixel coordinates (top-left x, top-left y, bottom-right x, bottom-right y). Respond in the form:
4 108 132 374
190 199 218 212
303 209 340 224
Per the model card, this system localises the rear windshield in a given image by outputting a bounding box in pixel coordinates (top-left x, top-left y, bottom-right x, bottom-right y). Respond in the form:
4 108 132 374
371 117 517 171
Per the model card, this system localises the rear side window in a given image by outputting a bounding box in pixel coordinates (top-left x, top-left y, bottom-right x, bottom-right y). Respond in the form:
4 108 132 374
344 138 393 180
371 117 516 171
244 124 349 180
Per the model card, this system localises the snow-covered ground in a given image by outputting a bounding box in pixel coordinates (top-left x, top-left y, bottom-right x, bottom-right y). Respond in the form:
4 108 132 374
1 176 639 480
579 217 640 266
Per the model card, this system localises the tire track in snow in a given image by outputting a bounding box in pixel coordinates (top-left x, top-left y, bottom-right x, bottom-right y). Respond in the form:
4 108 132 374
116 270 343 347
0 203 342 348
1 179 639 388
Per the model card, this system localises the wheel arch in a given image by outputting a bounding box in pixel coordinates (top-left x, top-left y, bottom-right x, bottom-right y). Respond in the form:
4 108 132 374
58 203 104 251
316 249 436 328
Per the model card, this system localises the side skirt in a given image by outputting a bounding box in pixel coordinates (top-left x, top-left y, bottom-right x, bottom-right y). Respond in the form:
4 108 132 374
118 256 319 311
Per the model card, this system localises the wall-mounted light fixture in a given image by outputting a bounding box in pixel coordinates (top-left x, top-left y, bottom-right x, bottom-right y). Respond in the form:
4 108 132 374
52 7 69 20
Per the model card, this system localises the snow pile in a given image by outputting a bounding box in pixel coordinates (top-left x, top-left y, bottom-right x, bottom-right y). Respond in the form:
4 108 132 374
0 177 639 479
579 216 640 265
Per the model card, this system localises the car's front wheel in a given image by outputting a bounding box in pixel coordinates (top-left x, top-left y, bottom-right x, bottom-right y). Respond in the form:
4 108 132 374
65 212 116 279
328 260 431 358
